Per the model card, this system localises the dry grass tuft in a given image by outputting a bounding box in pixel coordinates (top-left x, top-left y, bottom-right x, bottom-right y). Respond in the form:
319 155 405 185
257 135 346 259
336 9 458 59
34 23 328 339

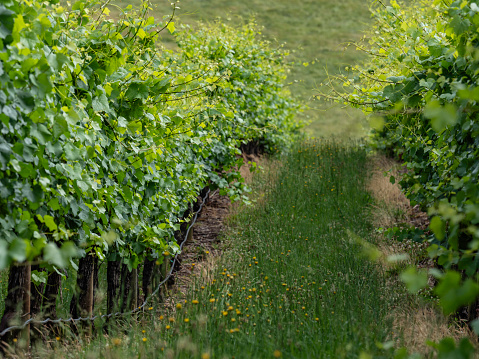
367 153 478 356
239 153 263 185
367 154 410 229
395 306 478 356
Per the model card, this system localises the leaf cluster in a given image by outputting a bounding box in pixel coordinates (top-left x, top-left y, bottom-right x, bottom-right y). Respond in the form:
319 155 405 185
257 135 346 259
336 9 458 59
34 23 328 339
319 0 479 338
0 0 301 274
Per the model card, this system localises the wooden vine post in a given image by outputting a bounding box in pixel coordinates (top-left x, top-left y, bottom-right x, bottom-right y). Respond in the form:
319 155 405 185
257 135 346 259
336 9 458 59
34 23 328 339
22 263 31 350
72 252 99 335
187 220 194 242
131 268 138 311
89 265 95 335
88 266 94 316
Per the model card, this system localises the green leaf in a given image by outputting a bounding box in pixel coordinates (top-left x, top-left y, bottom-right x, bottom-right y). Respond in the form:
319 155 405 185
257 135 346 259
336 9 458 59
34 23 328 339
64 107 80 125
18 162 34 178
458 87 479 101
167 21 175 34
92 94 110 112
400 266 428 293
44 242 65 267
430 216 445 241
47 197 61 211
122 185 133 202
9 238 27 262
31 270 47 285
53 115 69 138
23 184 44 203
137 28 146 39
106 56 119 76
449 15 469 35
17 91 35 113
61 241 79 259
70 258 79 271
76 180 90 192
12 14 25 43
34 73 53 97
0 6 14 39
125 83 149 100
64 143 81 161
434 337 475 358
21 58 38 73
424 100 458 132
44 215 58 231
435 271 479 314
72 1 85 11
30 124 52 145
79 209 95 228
0 141 11 168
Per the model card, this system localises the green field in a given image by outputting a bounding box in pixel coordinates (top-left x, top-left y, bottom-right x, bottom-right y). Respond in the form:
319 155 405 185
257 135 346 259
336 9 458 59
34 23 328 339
112 0 371 138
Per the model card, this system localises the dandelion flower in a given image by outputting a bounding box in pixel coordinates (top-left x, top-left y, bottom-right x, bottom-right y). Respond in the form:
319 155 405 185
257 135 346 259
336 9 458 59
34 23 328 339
274 350 282 358
112 338 122 346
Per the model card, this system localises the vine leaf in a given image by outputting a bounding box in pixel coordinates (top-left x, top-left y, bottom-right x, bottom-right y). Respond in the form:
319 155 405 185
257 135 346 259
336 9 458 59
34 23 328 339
92 94 110 112
167 21 175 34
424 100 457 132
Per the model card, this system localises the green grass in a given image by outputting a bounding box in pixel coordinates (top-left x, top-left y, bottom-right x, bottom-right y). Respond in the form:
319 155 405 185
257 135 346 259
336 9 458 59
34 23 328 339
0 270 7 318
37 140 399 358
111 0 371 138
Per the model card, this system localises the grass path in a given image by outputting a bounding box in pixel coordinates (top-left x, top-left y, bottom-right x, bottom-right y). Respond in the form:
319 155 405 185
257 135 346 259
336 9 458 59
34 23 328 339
65 141 399 359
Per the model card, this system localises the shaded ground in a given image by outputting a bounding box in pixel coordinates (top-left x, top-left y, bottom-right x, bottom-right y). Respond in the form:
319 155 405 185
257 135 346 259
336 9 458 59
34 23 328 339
170 190 231 300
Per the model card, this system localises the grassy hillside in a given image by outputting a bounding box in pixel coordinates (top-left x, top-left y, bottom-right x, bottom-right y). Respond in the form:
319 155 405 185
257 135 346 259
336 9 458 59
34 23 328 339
111 0 371 138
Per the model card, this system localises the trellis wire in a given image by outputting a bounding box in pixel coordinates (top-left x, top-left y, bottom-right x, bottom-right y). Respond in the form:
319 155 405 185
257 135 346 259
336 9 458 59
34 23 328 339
0 189 210 337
